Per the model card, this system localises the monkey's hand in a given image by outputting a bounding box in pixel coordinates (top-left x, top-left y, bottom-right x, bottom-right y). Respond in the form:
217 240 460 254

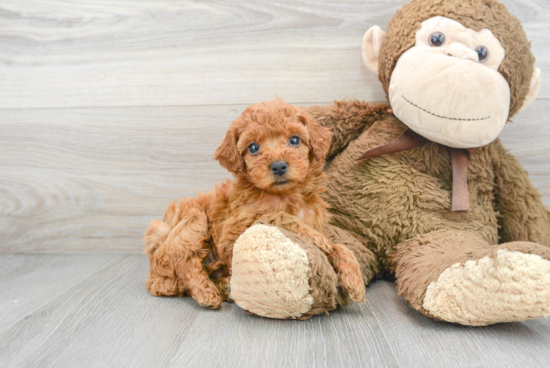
304 101 391 159
492 140 550 246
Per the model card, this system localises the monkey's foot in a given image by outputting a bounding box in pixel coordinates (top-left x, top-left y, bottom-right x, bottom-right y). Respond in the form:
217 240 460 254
423 249 550 326
230 224 343 319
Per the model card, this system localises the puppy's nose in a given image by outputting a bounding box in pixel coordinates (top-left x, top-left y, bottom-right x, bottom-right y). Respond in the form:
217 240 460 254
271 161 288 176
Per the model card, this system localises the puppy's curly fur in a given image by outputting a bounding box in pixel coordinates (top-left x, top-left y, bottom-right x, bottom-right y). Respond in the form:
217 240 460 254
144 99 365 309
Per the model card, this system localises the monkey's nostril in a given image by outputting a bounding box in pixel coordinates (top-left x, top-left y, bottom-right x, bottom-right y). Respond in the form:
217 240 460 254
271 161 288 176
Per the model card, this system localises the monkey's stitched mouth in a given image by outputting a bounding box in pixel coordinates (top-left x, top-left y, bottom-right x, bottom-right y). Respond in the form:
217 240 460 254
402 96 490 121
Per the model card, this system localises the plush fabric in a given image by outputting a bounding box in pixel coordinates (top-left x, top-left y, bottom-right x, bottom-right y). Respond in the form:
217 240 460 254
424 249 550 325
301 99 550 325
230 224 316 319
378 0 534 117
389 16 510 148
224 0 550 324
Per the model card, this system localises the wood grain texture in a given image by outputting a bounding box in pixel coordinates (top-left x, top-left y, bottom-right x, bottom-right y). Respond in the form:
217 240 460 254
1 100 549 253
500 99 550 204
0 254 127 332
365 281 550 368
0 0 549 109
0 255 398 368
1 254 549 368
0 104 236 253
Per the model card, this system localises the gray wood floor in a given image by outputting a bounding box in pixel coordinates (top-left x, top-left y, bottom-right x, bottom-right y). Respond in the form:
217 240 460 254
0 254 549 368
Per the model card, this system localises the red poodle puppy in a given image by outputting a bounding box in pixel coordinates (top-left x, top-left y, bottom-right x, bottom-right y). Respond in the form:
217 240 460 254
144 99 365 309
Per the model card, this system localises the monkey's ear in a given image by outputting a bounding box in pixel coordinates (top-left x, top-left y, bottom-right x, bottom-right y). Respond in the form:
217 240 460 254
362 26 386 75
518 67 541 113
298 111 331 161
214 127 244 173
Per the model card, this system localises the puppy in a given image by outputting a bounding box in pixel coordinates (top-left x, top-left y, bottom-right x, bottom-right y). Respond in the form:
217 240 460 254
144 99 365 309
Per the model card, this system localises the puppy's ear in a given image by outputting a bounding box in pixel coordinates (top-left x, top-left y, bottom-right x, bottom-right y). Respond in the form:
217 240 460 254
214 126 244 173
298 110 331 161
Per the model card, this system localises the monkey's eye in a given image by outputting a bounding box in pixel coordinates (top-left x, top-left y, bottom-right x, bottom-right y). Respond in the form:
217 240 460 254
289 135 301 146
475 46 489 62
429 32 446 47
248 142 260 155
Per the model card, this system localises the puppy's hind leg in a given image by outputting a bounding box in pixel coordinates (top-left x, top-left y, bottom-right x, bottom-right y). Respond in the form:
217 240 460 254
144 198 223 308
144 216 179 296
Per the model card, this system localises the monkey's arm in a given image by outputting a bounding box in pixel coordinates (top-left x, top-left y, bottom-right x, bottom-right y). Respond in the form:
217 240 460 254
492 140 550 246
305 100 391 159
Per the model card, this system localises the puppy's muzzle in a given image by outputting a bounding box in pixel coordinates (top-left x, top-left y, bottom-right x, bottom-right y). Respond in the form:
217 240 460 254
270 161 288 176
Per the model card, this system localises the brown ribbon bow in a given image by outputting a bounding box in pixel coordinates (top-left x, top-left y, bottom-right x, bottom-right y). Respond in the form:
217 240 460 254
356 129 476 212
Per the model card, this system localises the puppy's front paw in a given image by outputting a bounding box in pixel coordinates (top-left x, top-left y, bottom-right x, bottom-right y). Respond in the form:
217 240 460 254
313 233 332 253
337 266 365 303
330 244 365 302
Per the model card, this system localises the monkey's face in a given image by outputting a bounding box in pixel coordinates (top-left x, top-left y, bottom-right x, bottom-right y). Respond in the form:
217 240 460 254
363 14 541 149
389 16 509 148
387 17 510 148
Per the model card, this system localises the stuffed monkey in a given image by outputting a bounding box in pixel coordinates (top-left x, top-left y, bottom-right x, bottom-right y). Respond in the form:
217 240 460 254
229 0 550 325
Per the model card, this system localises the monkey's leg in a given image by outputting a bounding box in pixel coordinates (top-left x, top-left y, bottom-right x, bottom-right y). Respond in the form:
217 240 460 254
254 212 365 302
229 224 381 319
144 199 222 309
230 224 342 319
391 230 550 326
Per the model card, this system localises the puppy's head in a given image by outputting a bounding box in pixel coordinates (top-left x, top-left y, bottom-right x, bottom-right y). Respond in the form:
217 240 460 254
214 99 331 194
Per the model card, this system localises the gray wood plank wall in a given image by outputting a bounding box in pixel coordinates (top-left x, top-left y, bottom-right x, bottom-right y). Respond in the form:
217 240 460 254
1 0 549 253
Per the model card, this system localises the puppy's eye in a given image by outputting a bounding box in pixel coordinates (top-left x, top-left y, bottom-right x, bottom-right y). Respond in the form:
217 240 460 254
248 142 260 155
475 46 488 62
289 136 301 146
429 32 445 47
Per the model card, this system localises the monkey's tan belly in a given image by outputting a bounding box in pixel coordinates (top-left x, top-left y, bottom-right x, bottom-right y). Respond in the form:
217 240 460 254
323 119 499 267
